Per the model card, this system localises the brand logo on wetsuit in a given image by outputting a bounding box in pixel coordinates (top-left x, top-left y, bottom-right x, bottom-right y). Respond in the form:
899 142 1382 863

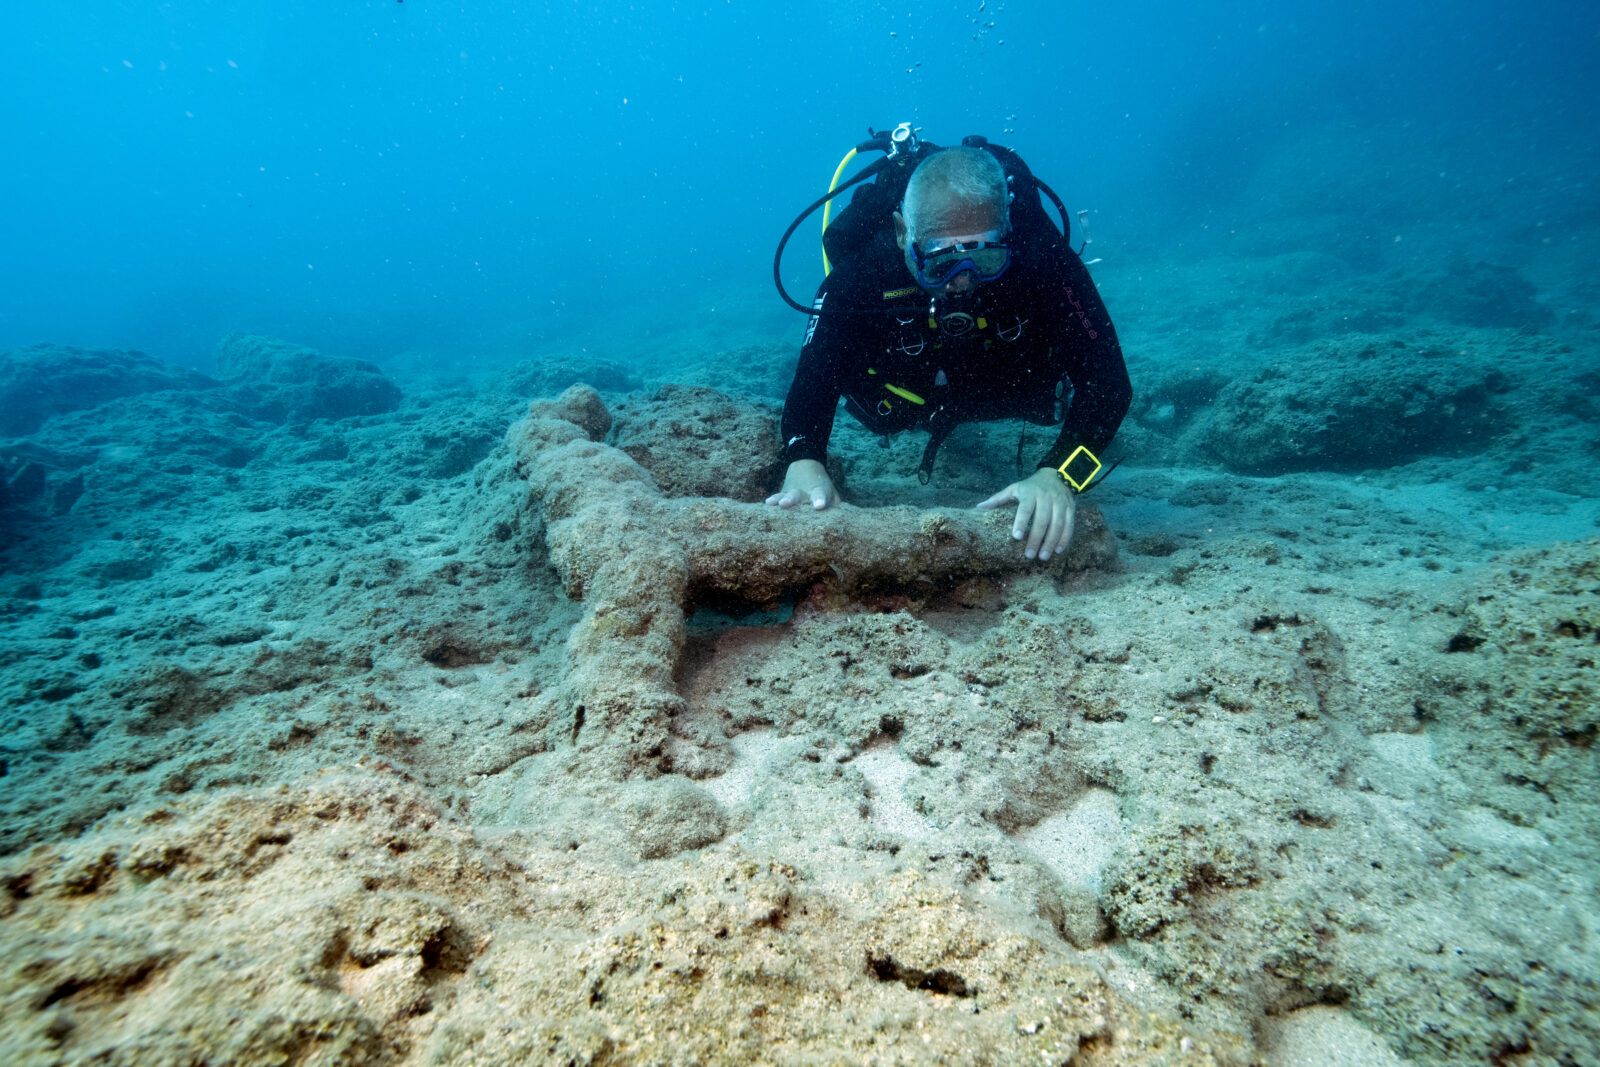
804 293 824 345
1062 286 1098 340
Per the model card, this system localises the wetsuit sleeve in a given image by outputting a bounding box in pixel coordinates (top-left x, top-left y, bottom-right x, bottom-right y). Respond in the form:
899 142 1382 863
1037 250 1132 473
778 280 851 466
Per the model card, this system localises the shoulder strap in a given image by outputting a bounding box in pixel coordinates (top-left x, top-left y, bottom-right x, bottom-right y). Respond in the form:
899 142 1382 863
821 141 941 275
962 135 1070 250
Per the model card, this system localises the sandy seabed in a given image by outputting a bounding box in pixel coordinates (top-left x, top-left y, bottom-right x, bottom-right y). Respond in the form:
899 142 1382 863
2 258 1598 1067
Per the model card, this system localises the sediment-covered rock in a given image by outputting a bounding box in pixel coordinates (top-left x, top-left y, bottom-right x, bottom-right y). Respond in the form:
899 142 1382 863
506 384 1117 777
489 351 642 398
1190 336 1512 473
0 344 217 437
0 775 1233 1067
213 332 401 423
610 384 783 501
1422 537 1600 831
1405 258 1554 330
5 335 1598 1067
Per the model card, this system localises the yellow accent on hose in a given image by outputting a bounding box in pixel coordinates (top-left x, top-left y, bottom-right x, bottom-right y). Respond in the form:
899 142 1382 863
884 383 925 405
821 147 859 276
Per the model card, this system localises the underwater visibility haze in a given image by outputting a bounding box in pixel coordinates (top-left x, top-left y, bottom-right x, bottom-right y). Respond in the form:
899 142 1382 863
1 1 1598 1064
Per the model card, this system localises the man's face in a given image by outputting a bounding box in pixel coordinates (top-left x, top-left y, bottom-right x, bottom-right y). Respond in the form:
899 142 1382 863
895 201 1009 296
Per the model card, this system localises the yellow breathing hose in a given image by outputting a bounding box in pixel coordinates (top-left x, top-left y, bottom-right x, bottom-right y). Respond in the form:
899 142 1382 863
820 147 859 276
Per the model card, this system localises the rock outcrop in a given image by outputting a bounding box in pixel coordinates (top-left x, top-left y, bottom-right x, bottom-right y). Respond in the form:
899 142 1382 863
507 384 1117 776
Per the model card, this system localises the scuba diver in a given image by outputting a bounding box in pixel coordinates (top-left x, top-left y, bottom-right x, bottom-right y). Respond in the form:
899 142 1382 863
766 126 1131 562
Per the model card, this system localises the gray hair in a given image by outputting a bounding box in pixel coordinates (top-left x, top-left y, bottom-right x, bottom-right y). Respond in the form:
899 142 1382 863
902 147 1010 244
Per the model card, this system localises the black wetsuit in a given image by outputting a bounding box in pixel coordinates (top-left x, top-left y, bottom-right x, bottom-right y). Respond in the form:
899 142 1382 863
778 231 1131 481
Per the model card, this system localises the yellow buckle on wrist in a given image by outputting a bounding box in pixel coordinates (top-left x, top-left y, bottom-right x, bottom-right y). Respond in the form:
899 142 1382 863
1056 445 1102 492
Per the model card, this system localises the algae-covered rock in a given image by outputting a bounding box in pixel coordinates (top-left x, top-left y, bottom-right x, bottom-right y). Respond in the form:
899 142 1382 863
0 344 217 437
1407 258 1553 330
529 382 613 441
507 391 1118 778
1189 336 1512 474
214 332 400 423
610 384 782 501
618 775 728 859
1103 819 1262 940
490 352 641 398
1422 537 1600 825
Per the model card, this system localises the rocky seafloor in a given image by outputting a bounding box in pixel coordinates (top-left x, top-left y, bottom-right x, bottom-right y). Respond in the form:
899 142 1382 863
1 282 1597 1067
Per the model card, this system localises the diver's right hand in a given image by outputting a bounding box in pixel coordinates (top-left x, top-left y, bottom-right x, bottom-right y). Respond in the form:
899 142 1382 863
766 459 838 511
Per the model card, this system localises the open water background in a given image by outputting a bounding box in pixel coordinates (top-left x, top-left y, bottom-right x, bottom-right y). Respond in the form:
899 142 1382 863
4 1 1596 371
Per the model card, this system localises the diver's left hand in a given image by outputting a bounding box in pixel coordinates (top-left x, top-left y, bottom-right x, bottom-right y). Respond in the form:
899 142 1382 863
977 467 1076 561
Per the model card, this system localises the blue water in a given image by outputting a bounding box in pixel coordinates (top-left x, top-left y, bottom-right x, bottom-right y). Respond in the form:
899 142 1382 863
4 1 1595 370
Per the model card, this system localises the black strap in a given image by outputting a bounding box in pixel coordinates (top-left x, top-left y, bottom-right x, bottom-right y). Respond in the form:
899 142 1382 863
1075 456 1123 493
916 408 959 485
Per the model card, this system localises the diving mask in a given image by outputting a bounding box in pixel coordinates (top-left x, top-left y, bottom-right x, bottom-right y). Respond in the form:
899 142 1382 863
909 231 1012 290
